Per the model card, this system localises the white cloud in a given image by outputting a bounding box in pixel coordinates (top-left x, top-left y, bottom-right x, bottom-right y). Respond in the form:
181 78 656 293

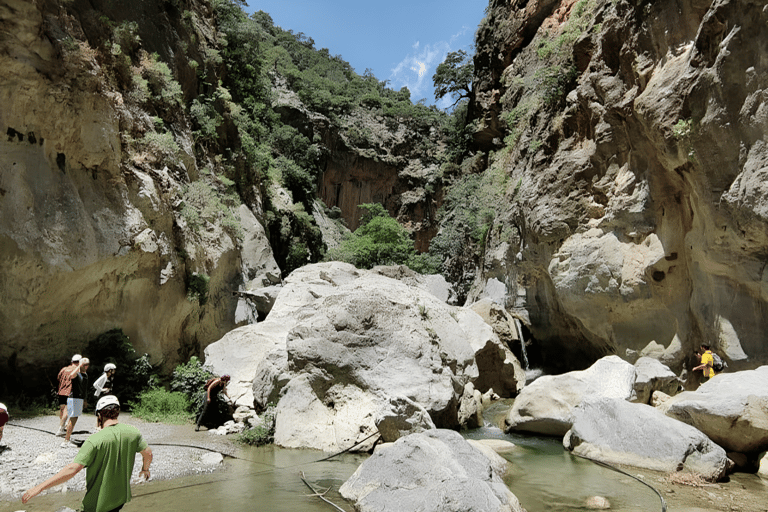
388 26 473 106
411 61 427 77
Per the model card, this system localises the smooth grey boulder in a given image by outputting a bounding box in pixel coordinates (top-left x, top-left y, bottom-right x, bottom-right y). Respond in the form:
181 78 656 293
564 397 732 481
339 429 525 512
375 396 436 442
633 357 680 404
662 366 768 453
504 355 636 436
210 262 526 451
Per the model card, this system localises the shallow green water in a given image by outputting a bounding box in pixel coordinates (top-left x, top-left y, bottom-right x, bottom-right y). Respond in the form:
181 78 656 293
4 407 766 512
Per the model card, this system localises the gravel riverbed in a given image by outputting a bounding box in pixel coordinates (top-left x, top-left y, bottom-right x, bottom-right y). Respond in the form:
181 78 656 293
0 413 236 504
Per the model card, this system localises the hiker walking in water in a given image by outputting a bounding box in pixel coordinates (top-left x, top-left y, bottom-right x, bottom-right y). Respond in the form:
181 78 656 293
22 395 152 512
56 354 81 436
195 374 231 431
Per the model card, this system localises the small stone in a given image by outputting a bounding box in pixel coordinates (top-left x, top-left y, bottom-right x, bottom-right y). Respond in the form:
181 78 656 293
585 496 611 509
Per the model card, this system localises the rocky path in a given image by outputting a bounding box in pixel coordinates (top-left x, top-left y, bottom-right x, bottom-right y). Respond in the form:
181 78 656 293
0 413 235 503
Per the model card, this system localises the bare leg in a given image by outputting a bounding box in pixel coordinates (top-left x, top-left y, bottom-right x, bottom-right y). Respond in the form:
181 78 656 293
58 404 68 432
64 417 78 443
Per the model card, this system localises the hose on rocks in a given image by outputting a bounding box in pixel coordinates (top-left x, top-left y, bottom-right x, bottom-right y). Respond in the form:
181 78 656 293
6 422 85 446
573 453 667 512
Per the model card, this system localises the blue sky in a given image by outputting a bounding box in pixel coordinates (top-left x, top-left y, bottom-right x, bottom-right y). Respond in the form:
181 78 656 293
245 0 488 108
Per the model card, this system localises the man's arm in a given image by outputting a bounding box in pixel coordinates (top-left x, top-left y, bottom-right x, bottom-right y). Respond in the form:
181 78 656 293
139 447 153 480
66 363 81 379
22 463 84 503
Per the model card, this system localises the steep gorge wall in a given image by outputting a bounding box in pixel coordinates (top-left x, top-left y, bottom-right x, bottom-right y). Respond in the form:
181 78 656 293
0 0 277 393
468 0 768 373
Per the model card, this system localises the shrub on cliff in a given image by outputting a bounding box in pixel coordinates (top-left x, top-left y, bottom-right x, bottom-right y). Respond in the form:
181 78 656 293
325 203 439 274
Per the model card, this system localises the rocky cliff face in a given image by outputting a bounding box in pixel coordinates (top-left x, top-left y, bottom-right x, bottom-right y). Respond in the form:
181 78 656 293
273 85 443 251
0 0 279 393
467 0 768 374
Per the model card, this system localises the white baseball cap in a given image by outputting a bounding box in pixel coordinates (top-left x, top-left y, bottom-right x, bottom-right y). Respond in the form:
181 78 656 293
104 363 117 372
0 402 6 412
72 354 82 362
96 395 120 411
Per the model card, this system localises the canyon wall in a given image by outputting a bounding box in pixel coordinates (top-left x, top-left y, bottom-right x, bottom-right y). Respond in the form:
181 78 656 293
0 0 278 393
466 0 768 374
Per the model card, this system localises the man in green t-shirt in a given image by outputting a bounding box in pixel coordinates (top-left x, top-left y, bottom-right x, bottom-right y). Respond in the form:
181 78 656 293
22 395 153 512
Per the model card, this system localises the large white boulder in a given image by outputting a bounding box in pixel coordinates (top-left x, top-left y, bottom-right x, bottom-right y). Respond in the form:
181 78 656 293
565 397 732 481
206 262 524 451
339 429 525 512
662 366 768 453
504 355 636 436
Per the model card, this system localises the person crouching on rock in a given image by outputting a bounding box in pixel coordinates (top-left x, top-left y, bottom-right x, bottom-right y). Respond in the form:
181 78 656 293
22 395 152 512
196 374 231 431
693 344 715 383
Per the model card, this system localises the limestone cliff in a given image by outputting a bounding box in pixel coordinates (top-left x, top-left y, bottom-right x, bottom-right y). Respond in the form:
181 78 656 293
0 0 279 393
0 0 443 395
463 0 768 374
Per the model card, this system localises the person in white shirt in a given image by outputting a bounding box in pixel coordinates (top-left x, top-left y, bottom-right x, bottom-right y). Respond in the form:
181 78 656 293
93 363 116 398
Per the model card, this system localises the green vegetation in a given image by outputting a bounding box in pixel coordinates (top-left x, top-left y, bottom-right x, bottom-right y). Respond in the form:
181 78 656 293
186 272 210 305
180 178 243 242
433 49 474 107
536 0 598 61
130 388 191 424
672 118 693 139
429 166 506 264
238 403 277 446
325 203 439 273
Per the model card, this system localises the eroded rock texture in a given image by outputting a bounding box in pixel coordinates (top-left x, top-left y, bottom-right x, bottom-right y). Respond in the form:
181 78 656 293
0 0 278 392
468 0 768 373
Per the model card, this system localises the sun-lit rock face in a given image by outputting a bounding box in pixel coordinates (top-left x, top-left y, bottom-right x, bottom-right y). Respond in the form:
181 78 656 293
468 0 768 372
0 0 277 393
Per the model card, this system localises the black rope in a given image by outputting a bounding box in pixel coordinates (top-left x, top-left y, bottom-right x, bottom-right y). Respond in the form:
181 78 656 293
573 453 667 512
7 422 85 446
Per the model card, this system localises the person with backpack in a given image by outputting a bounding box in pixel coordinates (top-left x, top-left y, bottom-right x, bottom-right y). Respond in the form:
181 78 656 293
195 374 231 431
693 344 724 382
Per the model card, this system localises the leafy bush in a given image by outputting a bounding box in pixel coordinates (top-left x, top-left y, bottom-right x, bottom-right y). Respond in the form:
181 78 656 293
429 168 506 264
179 180 243 241
170 356 214 418
186 272 210 305
140 52 183 110
130 388 191 424
325 203 434 271
237 403 276 446
140 131 181 161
